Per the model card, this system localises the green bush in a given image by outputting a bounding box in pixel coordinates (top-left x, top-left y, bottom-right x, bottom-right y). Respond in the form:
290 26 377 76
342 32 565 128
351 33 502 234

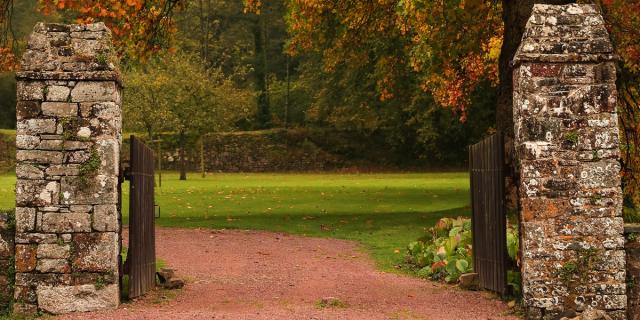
406 217 520 288
405 217 473 283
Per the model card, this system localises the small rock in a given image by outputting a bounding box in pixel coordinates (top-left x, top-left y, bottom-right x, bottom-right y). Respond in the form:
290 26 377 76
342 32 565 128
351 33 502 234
164 278 185 290
458 273 479 290
156 268 185 290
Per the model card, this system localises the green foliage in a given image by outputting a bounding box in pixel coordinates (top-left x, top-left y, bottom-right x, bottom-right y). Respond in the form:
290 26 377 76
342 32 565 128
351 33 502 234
625 207 640 223
564 131 578 145
558 262 578 282
0 73 16 129
316 298 347 309
507 270 522 298
94 275 106 290
124 50 254 138
96 53 108 66
78 146 100 187
405 217 473 283
556 248 599 286
507 226 519 262
406 217 520 286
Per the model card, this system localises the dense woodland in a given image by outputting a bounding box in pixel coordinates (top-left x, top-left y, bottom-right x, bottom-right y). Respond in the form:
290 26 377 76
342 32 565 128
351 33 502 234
0 0 639 206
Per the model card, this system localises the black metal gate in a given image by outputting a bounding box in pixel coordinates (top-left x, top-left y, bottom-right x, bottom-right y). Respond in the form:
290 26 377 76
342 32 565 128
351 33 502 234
468 133 507 294
124 136 156 298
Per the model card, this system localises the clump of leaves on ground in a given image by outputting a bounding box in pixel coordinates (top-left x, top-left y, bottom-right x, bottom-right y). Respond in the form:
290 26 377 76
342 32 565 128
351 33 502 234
405 217 473 283
405 217 520 290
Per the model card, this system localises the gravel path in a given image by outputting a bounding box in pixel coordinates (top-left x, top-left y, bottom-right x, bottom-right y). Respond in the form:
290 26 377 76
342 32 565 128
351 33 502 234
62 228 518 320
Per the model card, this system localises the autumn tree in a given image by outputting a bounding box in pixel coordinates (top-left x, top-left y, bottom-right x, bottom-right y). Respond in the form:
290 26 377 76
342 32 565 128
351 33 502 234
280 0 640 205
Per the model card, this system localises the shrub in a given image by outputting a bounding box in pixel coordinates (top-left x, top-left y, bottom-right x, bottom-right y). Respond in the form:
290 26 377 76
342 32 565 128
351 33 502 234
406 217 520 287
406 217 473 283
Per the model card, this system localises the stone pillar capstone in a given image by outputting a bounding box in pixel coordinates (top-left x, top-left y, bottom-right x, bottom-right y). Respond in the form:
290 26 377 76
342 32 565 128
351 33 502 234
14 22 122 314
513 4 624 319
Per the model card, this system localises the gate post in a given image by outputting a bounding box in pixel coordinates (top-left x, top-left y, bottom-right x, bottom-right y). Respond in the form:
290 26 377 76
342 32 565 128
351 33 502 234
513 4 624 319
14 23 122 314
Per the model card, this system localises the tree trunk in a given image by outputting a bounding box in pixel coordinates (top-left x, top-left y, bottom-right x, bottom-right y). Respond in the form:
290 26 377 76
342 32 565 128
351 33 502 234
179 130 187 181
200 138 205 178
285 54 290 128
253 14 271 129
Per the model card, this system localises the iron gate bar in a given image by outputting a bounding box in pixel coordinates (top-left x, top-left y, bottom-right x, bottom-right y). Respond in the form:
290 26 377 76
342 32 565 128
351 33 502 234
125 136 156 298
469 133 507 295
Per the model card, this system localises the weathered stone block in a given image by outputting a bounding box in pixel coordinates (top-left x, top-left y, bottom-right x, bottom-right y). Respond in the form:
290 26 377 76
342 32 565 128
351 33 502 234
36 284 118 314
16 150 63 164
71 232 118 272
40 212 91 233
69 205 92 213
41 102 78 117
15 207 36 233
0 238 11 257
36 259 70 273
93 205 117 232
15 233 58 244
36 139 63 151
63 140 91 151
578 160 621 189
15 272 71 287
45 164 80 177
17 81 44 101
64 150 91 164
71 81 118 102
16 164 44 180
16 101 41 119
14 285 37 304
16 180 59 206
16 135 40 150
37 243 70 259
97 138 119 175
60 175 117 205
15 245 37 272
17 119 57 135
45 85 71 102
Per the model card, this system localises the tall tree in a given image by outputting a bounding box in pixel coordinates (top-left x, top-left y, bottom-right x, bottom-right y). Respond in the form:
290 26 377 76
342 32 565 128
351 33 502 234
124 51 253 180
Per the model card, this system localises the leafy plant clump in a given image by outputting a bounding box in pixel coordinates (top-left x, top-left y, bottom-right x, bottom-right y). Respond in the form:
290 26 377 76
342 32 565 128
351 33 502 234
564 131 579 145
405 217 520 285
78 146 101 187
405 217 473 283
96 53 108 66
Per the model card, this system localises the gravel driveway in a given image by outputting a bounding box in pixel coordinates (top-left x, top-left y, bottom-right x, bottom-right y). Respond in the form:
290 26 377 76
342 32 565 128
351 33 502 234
61 228 518 320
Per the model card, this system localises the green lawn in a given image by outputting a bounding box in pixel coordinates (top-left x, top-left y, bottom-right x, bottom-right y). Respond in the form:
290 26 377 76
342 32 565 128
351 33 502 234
0 172 470 272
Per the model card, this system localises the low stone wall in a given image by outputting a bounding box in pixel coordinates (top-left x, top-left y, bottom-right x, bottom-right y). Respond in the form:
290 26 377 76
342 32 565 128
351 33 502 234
0 209 15 313
128 129 345 172
627 228 640 320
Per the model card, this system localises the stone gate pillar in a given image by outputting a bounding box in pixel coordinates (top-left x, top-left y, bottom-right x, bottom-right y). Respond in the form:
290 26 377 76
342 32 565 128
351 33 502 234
513 4 624 319
14 23 122 314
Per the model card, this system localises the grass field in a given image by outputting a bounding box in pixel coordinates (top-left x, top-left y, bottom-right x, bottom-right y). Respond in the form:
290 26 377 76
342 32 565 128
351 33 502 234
0 172 470 272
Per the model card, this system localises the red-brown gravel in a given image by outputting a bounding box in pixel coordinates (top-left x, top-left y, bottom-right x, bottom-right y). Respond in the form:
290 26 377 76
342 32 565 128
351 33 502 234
61 228 519 320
